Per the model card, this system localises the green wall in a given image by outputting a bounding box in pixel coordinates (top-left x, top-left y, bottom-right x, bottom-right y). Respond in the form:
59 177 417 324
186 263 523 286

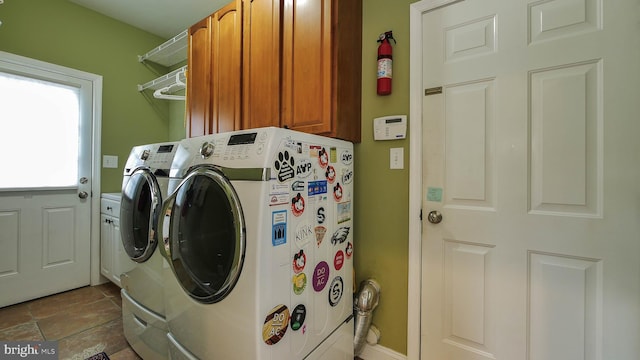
0 0 172 193
169 90 187 141
354 0 413 354
1 0 415 355
168 61 188 141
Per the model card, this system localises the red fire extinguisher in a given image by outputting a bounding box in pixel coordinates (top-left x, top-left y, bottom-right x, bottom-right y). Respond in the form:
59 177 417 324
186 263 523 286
377 31 396 96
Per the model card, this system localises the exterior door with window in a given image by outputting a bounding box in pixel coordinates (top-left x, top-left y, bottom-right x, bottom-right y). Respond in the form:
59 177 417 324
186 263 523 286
0 52 94 307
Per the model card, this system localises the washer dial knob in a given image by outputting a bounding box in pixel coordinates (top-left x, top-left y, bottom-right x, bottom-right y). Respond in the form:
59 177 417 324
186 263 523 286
200 142 215 159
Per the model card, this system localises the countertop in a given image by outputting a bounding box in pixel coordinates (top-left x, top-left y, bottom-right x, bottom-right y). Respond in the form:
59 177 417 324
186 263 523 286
101 193 121 201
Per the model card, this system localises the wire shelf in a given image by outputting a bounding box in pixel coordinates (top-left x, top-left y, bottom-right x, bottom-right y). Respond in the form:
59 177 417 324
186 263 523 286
137 65 187 92
138 29 188 66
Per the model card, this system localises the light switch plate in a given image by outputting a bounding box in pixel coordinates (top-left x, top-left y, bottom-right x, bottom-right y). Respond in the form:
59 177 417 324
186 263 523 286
103 155 118 168
390 148 404 169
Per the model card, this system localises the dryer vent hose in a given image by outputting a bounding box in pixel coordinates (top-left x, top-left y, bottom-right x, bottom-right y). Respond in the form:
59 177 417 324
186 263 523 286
354 279 381 356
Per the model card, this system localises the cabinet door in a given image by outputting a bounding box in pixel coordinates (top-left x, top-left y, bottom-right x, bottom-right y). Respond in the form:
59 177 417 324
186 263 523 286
281 0 332 134
242 0 282 129
187 16 212 137
100 214 113 280
281 0 362 142
211 0 242 133
331 0 362 142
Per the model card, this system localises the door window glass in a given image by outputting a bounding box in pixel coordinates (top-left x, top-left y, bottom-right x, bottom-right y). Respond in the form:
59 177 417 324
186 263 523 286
0 72 80 189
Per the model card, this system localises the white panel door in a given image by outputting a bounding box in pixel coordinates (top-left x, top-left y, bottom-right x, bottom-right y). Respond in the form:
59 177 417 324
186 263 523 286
0 53 94 307
420 0 639 359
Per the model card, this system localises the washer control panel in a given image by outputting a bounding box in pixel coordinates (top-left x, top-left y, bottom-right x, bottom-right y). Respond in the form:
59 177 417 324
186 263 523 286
196 130 270 162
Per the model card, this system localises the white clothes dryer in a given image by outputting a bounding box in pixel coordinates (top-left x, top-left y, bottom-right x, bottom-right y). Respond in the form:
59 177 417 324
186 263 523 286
160 128 354 359
120 141 179 359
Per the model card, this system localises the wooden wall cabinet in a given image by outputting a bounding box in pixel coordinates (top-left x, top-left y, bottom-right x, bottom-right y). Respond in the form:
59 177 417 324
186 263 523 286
187 0 242 137
241 0 282 131
280 0 362 142
187 16 211 137
189 0 362 143
243 0 362 142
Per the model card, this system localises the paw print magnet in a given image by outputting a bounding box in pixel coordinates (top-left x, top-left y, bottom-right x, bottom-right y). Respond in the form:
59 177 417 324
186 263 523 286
275 151 295 182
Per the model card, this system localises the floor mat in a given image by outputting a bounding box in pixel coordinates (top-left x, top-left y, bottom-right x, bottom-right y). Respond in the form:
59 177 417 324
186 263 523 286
85 352 110 360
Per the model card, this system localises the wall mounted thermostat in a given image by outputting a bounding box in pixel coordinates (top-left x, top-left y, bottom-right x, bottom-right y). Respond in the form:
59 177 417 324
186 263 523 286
373 115 407 141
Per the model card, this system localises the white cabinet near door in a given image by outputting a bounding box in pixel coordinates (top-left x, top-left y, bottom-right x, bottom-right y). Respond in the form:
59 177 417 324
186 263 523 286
100 193 134 287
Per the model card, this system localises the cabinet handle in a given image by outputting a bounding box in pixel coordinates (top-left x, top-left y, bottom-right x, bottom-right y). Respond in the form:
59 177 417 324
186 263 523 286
107 206 112 211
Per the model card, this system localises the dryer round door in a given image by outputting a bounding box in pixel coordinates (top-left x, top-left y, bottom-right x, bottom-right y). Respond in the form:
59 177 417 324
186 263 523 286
163 166 246 304
120 168 161 262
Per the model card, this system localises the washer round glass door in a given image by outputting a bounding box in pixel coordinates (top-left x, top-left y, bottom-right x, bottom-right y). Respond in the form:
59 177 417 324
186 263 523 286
120 168 161 262
165 166 246 304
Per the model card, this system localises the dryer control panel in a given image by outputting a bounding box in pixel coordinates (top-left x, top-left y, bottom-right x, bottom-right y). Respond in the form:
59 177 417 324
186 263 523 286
124 142 179 175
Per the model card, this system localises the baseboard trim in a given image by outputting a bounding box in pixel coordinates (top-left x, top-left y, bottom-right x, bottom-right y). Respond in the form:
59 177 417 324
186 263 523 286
359 343 407 360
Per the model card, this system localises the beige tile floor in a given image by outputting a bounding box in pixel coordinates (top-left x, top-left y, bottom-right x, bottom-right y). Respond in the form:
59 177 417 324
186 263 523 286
0 282 366 360
0 282 140 360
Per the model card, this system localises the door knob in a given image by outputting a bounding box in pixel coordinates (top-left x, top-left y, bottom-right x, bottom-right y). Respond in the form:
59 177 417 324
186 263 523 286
78 191 89 199
427 210 442 224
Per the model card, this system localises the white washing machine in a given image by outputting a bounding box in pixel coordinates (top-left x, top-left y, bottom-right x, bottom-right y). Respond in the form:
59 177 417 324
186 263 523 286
120 141 179 359
160 127 354 359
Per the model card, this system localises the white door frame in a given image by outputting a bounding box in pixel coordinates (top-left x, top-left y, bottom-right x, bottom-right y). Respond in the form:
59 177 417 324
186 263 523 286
0 51 103 286
407 1 459 359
